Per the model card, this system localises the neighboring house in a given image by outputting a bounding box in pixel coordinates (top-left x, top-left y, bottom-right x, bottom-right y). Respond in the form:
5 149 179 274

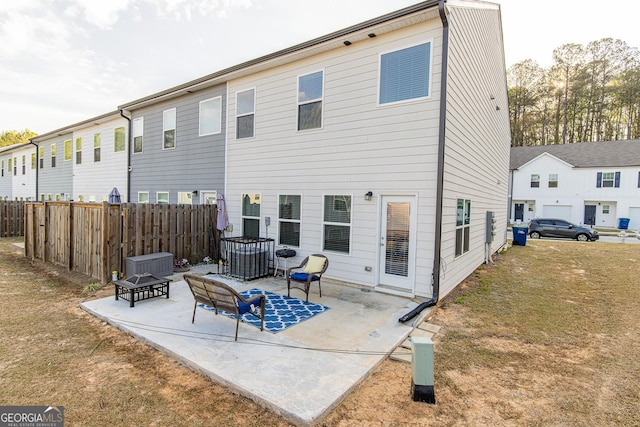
509 140 640 229
116 0 511 300
30 111 129 202
0 143 38 200
119 84 226 205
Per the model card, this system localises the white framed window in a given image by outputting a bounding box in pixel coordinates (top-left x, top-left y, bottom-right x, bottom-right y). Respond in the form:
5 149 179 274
75 138 82 164
278 195 301 247
297 70 323 131
39 147 44 169
157 192 169 204
379 41 431 105
597 171 620 188
178 192 193 204
323 195 352 254
51 145 56 168
242 193 261 238
455 199 471 257
114 127 126 152
163 108 176 149
21 155 25 175
94 133 101 162
199 97 222 136
530 174 540 188
12 157 16 175
31 153 36 170
2 159 4 177
138 192 149 204
236 89 255 139
133 117 144 154
548 173 558 188
602 205 610 214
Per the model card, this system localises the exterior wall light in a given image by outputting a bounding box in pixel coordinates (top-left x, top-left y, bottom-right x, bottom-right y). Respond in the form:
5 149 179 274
364 191 373 201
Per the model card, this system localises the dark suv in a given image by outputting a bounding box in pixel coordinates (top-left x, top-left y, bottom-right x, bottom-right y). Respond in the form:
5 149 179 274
528 218 599 242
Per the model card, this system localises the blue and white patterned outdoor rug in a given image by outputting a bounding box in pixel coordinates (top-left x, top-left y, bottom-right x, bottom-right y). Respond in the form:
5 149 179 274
199 288 330 333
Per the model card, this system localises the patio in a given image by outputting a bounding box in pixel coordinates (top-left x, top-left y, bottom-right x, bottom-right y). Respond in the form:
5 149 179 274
80 265 430 426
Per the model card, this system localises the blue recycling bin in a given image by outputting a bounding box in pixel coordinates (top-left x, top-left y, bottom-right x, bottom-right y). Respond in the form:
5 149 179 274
512 226 528 246
617 218 630 230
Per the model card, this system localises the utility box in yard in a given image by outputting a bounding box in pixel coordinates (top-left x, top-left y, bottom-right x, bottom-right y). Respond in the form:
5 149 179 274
125 252 174 278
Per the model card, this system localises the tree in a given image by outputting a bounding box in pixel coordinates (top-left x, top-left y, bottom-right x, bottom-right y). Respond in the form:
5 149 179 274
0 129 38 147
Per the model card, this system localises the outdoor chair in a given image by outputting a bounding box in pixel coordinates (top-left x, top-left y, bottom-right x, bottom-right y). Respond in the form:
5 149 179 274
286 254 329 302
183 273 265 341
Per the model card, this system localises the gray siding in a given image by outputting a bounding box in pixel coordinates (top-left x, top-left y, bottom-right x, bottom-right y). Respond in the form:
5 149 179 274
129 85 226 203
38 134 74 199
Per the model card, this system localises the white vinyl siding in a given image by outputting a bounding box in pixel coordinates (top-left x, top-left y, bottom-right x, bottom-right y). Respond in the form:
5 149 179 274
133 117 144 153
163 108 176 149
297 70 323 131
236 89 255 139
379 42 431 105
199 97 222 136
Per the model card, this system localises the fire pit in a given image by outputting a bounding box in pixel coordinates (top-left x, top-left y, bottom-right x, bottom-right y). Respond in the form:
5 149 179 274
113 273 172 307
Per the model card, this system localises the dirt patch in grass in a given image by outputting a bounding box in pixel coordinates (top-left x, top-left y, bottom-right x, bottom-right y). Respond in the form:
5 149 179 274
1 238 639 426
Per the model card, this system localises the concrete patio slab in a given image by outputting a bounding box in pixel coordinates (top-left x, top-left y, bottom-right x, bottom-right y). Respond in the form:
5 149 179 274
80 267 424 426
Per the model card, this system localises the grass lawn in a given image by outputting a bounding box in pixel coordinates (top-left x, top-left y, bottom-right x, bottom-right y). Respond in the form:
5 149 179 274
1 237 639 426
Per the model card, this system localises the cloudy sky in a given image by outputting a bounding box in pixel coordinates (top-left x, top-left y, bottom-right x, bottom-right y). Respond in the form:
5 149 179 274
1 0 638 134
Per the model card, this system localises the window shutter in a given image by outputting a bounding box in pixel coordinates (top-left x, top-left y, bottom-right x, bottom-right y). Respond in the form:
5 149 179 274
614 171 620 188
596 172 602 188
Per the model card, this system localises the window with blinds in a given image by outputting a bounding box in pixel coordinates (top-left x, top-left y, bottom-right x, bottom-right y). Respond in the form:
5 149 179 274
323 195 351 254
278 195 301 247
379 42 431 105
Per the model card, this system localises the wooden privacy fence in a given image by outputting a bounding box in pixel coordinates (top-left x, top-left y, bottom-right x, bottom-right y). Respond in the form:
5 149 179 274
24 202 219 284
0 201 25 237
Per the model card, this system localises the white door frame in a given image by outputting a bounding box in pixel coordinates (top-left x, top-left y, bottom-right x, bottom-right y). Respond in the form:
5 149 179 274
376 194 417 295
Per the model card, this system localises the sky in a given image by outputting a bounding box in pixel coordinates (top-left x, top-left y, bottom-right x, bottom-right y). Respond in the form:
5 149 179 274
1 0 639 134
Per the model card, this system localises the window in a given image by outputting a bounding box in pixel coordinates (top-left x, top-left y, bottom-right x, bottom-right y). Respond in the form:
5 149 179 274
163 108 176 149
178 192 193 204
1 160 4 177
323 195 351 254
297 71 323 131
157 192 169 204
242 193 261 238
278 195 301 247
602 205 610 214
455 199 471 257
75 138 82 164
548 173 558 188
138 192 149 204
597 171 620 188
94 133 101 162
21 155 25 175
236 89 255 138
114 127 125 152
199 97 222 136
31 153 36 170
39 147 44 169
530 174 540 188
51 144 56 168
133 118 143 153
64 140 72 161
379 42 431 105
638 171 640 188
13 157 16 175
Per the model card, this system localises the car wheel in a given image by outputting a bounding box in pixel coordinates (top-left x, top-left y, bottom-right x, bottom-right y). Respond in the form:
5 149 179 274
530 231 540 239
577 234 589 242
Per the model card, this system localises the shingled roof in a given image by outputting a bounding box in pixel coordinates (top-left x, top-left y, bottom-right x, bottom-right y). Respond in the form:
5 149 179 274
510 140 640 170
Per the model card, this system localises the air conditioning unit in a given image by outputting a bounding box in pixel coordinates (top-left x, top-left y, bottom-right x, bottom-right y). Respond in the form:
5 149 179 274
229 246 269 280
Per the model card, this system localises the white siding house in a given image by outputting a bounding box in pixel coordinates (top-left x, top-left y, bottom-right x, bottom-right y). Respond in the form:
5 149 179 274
510 140 640 230
0 143 38 200
87 0 509 304
31 111 129 202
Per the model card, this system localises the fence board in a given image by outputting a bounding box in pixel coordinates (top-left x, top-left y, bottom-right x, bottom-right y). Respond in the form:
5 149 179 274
23 202 218 284
0 201 25 237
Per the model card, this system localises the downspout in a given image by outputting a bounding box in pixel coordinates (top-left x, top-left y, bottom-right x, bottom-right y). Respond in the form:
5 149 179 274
119 109 132 202
28 139 39 200
399 0 449 323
